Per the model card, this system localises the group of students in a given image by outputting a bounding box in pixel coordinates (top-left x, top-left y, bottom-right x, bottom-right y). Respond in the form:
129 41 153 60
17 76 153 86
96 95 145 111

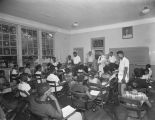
0 50 154 120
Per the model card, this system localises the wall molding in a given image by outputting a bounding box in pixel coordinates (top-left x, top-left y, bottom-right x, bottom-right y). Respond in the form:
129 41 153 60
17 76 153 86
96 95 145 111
0 13 69 34
69 17 155 34
1 13 155 34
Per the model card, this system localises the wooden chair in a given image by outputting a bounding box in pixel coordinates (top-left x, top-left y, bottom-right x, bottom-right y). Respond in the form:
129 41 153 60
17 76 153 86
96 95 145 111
34 74 42 84
46 81 64 97
70 90 94 111
87 83 107 108
118 96 146 120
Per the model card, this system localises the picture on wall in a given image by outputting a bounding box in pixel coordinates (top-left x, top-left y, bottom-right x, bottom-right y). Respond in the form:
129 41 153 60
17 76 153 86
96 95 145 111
92 37 104 48
122 26 133 39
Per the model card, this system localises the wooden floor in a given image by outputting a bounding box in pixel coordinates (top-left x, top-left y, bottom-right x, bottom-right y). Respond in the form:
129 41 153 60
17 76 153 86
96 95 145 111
58 90 155 120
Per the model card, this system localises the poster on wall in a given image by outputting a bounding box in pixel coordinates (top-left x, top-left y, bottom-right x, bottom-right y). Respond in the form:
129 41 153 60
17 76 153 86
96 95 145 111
91 37 105 58
122 26 133 39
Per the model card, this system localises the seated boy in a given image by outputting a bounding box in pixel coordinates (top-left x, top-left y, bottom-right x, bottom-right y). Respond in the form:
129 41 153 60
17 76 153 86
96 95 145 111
17 73 31 97
122 84 152 108
29 83 63 120
70 69 92 99
88 70 101 85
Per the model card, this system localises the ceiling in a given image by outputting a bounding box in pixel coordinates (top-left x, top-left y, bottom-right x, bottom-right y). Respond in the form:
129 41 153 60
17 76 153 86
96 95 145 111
0 0 155 30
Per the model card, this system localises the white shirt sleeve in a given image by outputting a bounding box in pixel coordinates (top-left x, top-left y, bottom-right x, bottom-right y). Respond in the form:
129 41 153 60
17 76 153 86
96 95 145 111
124 59 129 68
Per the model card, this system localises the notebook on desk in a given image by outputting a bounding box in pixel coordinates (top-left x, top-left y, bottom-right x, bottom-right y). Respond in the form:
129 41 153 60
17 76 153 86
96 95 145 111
90 90 100 96
62 105 76 118
0 88 12 94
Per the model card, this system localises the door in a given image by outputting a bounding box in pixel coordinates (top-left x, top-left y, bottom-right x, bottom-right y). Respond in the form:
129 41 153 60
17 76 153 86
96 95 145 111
73 48 84 63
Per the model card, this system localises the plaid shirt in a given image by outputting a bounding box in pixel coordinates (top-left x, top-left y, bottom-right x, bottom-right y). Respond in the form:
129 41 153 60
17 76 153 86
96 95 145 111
123 90 148 104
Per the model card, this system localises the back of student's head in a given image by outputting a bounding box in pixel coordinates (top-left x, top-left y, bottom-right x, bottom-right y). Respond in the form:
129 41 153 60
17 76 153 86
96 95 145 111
134 68 143 78
49 65 56 73
104 65 110 74
26 63 30 68
13 64 18 69
19 67 24 72
20 73 28 82
37 83 51 97
65 68 70 74
35 64 42 71
146 64 151 68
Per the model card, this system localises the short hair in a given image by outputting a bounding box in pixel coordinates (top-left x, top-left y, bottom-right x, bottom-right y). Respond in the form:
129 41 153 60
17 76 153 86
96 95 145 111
146 64 151 68
35 64 42 71
117 50 124 55
65 68 70 74
37 83 50 97
134 68 143 77
49 65 56 73
20 73 28 82
26 63 30 67
110 51 113 54
73 51 77 54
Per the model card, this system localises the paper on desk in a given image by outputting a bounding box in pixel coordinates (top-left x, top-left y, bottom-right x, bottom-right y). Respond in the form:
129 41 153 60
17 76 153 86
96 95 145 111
1 88 12 93
90 90 100 96
62 105 76 118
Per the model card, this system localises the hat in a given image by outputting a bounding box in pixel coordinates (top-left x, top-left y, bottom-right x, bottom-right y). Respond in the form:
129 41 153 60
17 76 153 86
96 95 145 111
37 83 51 96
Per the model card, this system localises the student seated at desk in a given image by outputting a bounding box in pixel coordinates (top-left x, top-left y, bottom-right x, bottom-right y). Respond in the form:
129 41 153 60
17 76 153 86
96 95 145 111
18 67 25 76
18 73 31 97
34 64 42 78
122 85 152 108
88 70 101 84
64 68 73 83
146 64 152 79
46 65 63 92
29 83 63 120
24 63 32 76
70 69 92 99
141 69 150 81
11 64 18 75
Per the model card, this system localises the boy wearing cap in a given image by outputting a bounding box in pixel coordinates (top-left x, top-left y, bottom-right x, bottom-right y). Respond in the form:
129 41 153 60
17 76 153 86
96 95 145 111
29 83 63 120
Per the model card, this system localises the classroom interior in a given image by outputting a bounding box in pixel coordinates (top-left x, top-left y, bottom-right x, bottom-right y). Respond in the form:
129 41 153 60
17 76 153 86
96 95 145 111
0 0 155 120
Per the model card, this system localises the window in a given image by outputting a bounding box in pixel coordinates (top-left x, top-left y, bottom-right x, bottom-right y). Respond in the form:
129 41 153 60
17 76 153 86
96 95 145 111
21 27 38 65
0 21 17 68
42 32 54 58
0 22 17 56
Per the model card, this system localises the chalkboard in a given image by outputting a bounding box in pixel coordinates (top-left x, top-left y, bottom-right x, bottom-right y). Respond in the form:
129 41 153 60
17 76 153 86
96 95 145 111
109 47 150 65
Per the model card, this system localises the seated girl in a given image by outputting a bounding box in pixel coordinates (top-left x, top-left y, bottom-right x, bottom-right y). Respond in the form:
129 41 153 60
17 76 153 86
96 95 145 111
88 70 101 85
64 68 73 83
141 69 150 81
18 73 31 97
46 65 63 92
122 84 152 108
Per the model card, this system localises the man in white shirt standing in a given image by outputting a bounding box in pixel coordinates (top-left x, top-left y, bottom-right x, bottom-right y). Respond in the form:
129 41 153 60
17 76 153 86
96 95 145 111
117 51 129 96
73 52 81 65
73 52 81 76
98 52 107 77
109 51 116 64
86 51 94 70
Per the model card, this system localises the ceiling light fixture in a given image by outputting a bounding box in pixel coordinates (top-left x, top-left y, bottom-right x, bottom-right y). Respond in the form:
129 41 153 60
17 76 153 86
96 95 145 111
72 22 79 27
142 6 150 14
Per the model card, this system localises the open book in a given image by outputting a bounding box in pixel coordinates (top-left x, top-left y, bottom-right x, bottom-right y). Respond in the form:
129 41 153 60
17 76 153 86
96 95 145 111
62 105 76 118
90 90 100 96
